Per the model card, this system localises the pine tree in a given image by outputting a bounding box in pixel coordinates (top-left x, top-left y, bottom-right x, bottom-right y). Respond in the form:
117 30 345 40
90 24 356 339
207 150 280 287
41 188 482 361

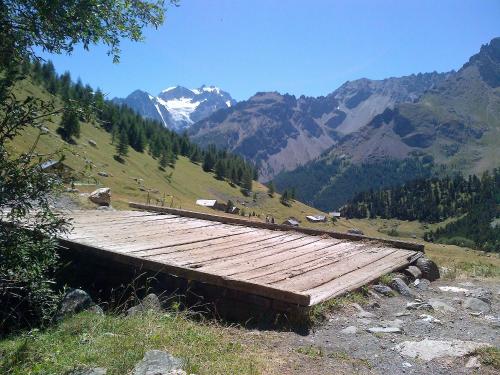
214 160 226 180
57 107 80 142
268 181 275 197
202 150 215 172
159 151 168 170
115 130 129 162
189 147 201 163
167 150 176 168
280 189 290 206
241 169 253 195
230 166 239 186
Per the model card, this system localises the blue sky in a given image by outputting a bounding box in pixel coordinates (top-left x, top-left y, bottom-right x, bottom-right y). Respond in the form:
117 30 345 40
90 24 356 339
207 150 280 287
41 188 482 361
41 0 500 101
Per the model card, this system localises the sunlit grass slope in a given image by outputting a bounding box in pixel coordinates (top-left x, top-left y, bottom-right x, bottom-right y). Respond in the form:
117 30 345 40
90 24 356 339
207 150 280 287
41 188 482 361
9 79 325 224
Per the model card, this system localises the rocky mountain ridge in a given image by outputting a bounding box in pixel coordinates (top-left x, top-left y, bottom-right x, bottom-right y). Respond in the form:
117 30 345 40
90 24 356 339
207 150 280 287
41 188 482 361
273 37 500 210
189 72 449 181
113 85 236 131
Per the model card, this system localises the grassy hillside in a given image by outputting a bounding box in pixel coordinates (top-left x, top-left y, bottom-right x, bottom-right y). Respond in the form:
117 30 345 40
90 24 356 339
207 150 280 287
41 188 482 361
8 79 326 225
10 77 499 276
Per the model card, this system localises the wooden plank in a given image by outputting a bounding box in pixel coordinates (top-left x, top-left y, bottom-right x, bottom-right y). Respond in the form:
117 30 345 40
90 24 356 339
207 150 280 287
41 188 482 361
180 233 311 269
67 220 224 241
66 211 163 224
308 250 418 305
130 232 288 259
272 246 398 292
156 232 292 264
129 203 425 252
198 236 327 274
102 227 260 253
48 210 423 308
67 218 250 243
69 226 255 253
65 210 156 218
248 242 372 285
234 240 356 281
57 238 311 306
67 214 184 230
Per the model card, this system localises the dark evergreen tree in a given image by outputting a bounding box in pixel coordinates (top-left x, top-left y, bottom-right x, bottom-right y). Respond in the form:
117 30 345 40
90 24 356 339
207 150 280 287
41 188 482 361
214 159 226 180
280 189 290 206
241 169 253 194
202 150 215 172
268 181 275 197
115 130 129 162
159 151 168 170
57 107 80 142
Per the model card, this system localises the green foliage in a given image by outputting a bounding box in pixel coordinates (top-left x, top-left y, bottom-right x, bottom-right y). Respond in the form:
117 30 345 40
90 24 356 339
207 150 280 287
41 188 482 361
214 159 225 180
0 96 69 333
342 172 495 223
0 231 61 333
0 0 174 334
378 274 393 286
57 106 80 142
267 181 275 197
202 148 216 172
296 345 324 359
426 170 500 252
476 347 500 370
0 311 264 374
241 169 253 195
274 156 435 211
342 169 500 252
115 129 129 162
159 150 169 170
436 236 476 249
2 0 170 64
279 189 293 206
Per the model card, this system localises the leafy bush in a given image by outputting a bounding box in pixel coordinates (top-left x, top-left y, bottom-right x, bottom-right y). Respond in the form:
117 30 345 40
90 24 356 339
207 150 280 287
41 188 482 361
0 230 61 332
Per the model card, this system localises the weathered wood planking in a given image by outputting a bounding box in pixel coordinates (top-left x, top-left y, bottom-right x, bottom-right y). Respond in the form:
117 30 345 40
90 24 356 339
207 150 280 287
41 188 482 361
59 209 423 306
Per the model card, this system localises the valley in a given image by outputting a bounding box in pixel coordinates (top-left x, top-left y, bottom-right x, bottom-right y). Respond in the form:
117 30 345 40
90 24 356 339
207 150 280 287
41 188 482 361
1 2 499 375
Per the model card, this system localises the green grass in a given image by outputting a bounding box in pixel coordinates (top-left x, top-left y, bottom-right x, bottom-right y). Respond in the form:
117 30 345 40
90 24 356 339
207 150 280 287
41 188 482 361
323 217 500 279
475 347 500 370
308 291 368 324
328 351 373 369
0 311 266 375
296 345 324 359
8 79 326 225
377 273 394 286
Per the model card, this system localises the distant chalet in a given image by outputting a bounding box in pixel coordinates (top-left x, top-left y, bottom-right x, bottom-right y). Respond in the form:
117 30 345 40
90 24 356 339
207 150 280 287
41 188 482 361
39 159 74 182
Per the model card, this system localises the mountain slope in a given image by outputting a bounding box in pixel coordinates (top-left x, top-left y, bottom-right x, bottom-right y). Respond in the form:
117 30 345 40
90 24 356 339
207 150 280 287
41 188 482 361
10 77 325 225
190 73 448 181
333 37 500 170
114 85 235 131
274 37 500 211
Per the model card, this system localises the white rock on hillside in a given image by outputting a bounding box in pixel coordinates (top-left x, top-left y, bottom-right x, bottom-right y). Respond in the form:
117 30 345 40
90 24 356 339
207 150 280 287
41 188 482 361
89 187 111 206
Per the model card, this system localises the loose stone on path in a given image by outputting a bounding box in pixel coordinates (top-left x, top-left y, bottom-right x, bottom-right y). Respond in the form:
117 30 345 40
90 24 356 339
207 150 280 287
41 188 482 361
393 339 491 361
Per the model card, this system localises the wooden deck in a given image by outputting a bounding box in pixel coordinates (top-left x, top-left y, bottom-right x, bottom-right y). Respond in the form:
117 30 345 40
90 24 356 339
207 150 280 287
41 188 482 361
59 206 423 307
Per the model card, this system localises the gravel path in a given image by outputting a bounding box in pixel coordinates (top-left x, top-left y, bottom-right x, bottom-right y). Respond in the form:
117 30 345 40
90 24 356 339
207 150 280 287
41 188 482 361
257 278 499 374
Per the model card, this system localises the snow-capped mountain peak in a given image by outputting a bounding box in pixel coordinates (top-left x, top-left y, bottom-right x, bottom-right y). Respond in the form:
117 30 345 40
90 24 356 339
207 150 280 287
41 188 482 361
113 85 236 131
